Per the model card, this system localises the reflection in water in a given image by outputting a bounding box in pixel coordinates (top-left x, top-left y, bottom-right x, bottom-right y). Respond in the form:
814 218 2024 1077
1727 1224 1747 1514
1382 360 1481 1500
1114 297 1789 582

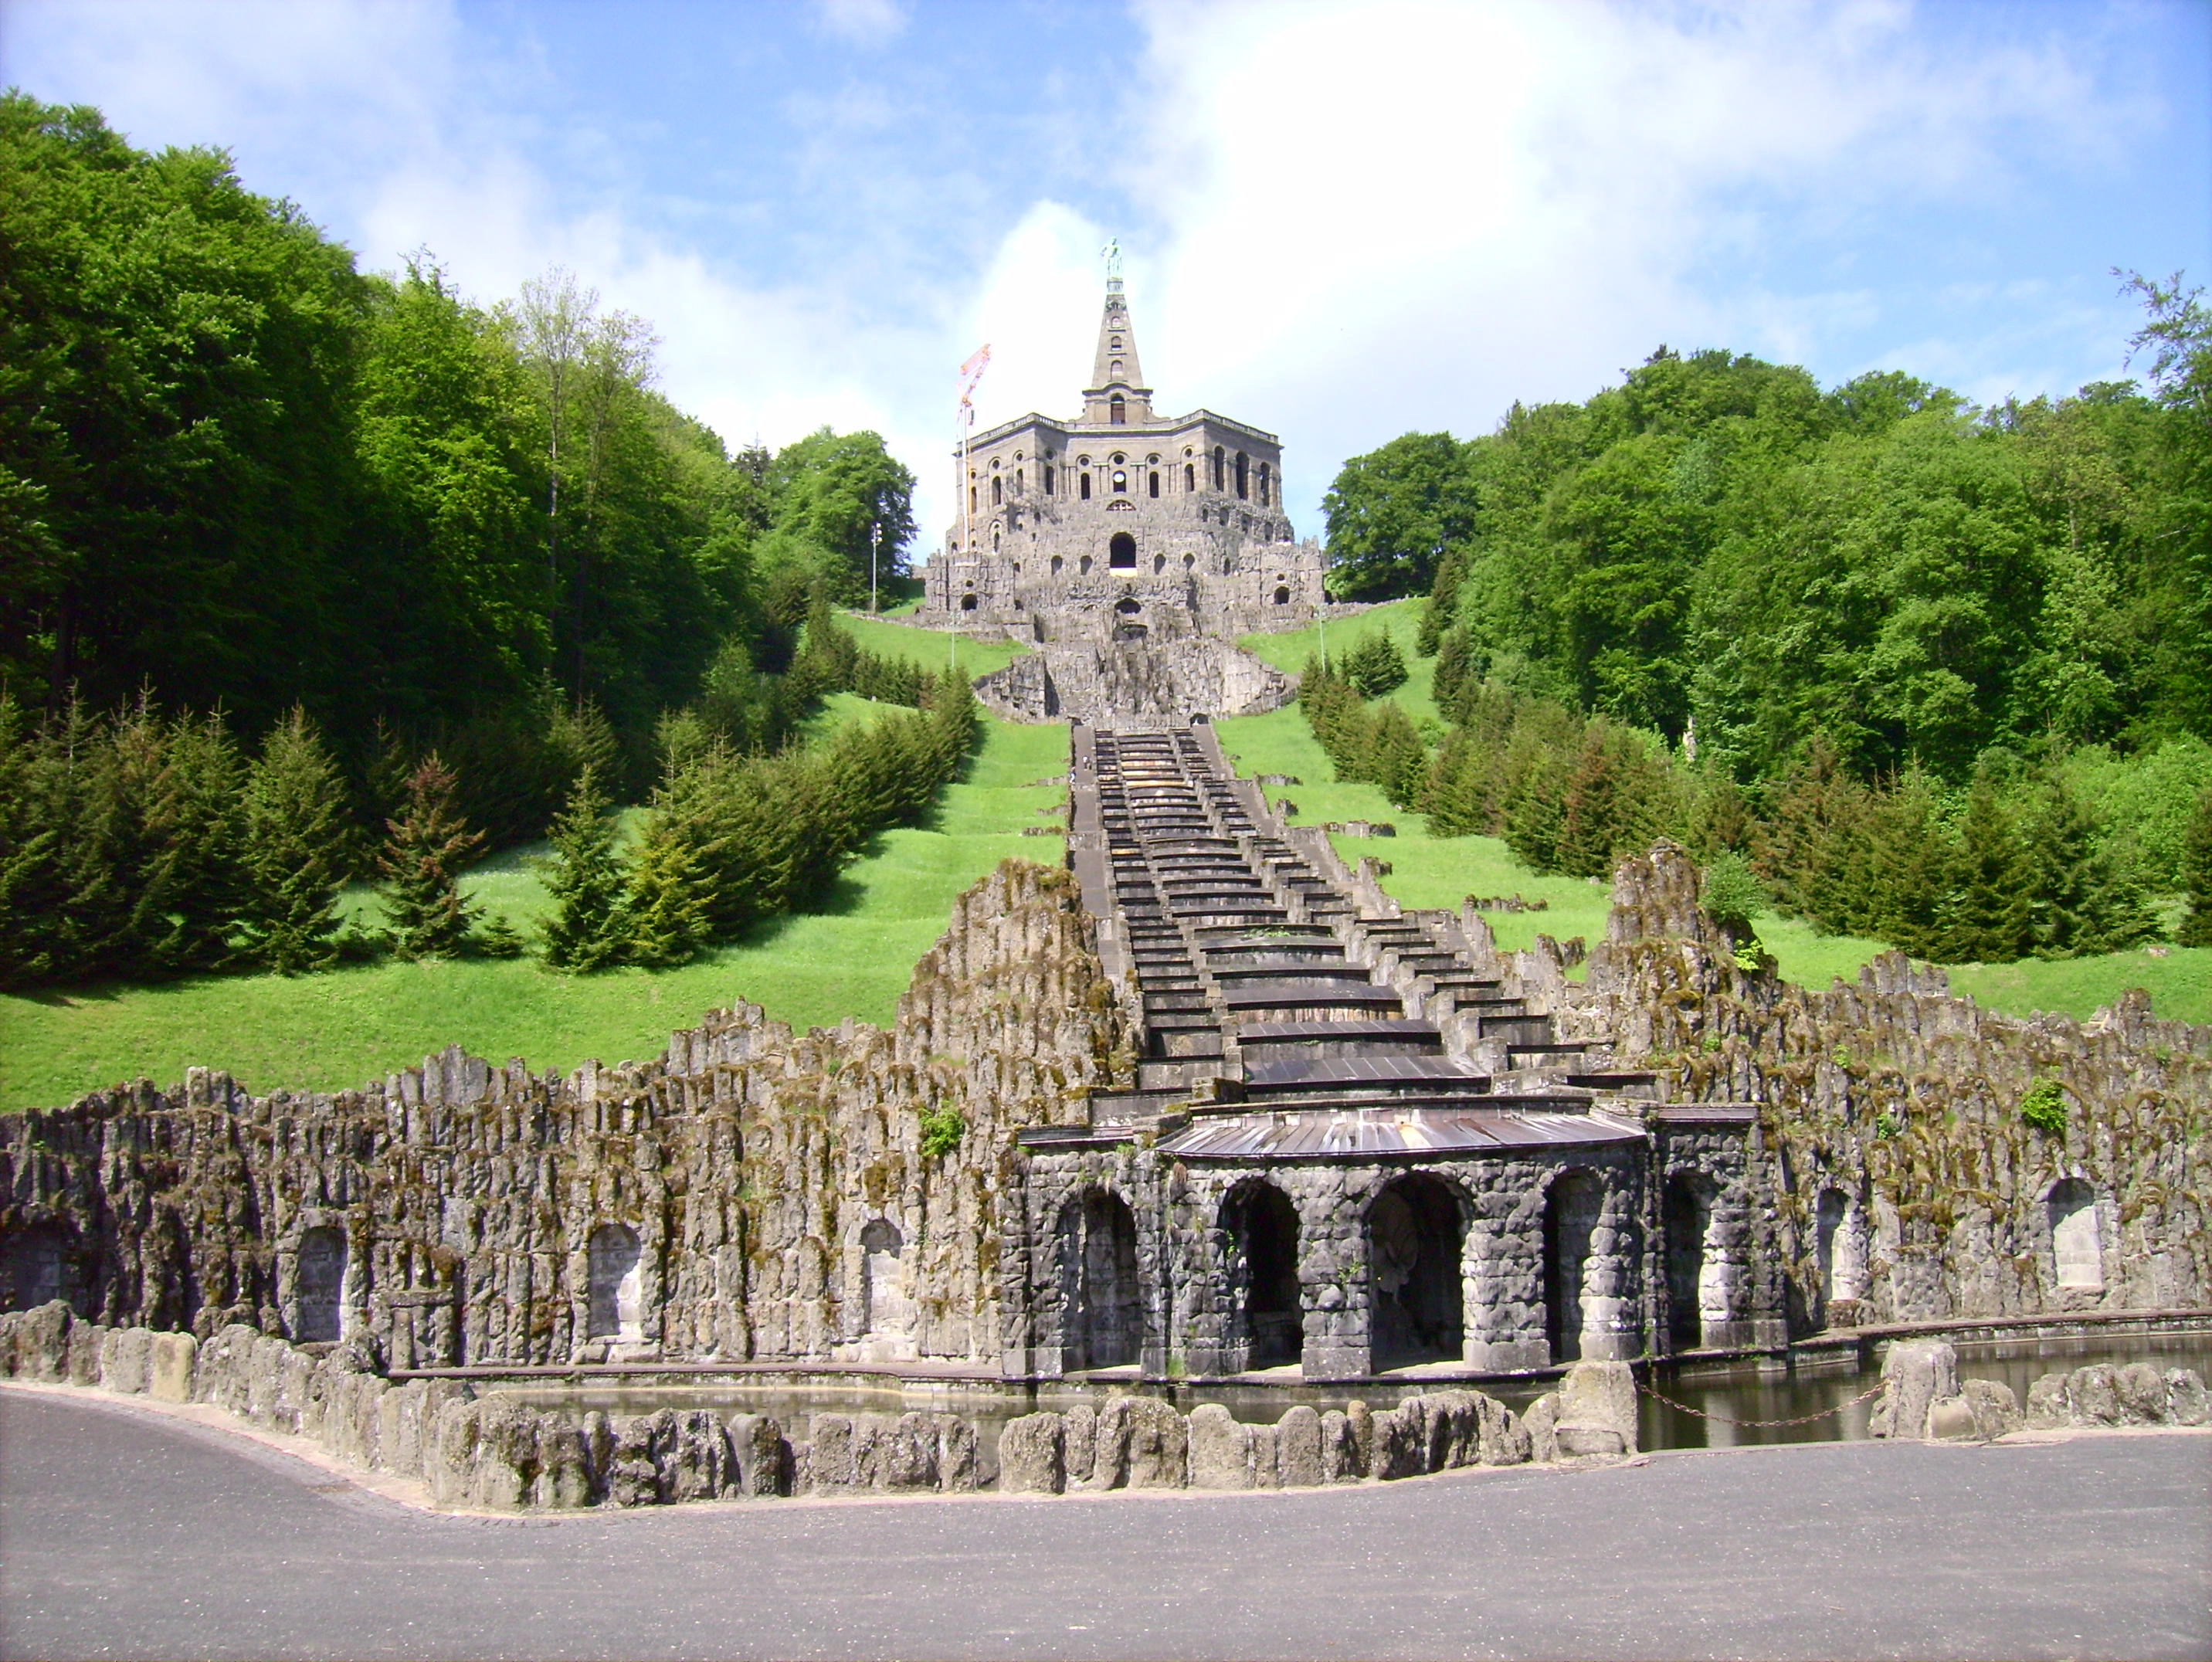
482 1331 2212 1473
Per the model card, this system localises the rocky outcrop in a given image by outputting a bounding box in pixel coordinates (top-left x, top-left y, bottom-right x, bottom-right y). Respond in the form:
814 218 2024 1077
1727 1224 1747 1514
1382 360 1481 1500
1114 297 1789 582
974 639 1294 728
1563 842 2212 1333
0 862 1133 1369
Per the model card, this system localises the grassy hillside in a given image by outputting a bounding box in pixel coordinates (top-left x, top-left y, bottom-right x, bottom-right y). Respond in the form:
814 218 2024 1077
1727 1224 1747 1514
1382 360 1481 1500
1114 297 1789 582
0 716 1070 1113
1215 688 2212 1028
837 609 1030 679
1241 599 1444 727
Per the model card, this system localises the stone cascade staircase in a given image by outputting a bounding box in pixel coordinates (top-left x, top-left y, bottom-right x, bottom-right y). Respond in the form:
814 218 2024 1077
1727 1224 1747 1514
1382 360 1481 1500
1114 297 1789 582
1053 723 1651 1151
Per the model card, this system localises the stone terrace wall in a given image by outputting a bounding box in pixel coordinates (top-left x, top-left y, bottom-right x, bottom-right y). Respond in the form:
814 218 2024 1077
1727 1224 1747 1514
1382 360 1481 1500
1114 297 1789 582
0 862 1133 1369
1564 843 2212 1332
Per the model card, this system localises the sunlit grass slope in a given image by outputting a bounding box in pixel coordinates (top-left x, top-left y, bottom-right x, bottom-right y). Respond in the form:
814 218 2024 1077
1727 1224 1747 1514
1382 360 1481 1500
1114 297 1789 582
0 717 1070 1112
1214 695 2212 1026
836 609 1029 679
1240 598 1444 728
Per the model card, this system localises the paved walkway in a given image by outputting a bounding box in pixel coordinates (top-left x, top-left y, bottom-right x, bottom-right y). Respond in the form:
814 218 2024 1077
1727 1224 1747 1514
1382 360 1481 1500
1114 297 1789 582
2 1390 2206 1660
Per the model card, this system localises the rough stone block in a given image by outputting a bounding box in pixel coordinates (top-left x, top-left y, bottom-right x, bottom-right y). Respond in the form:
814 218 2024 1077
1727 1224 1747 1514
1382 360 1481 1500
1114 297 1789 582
1925 1394 1978 1440
1188 1403 1252 1490
66 1321 106 1386
1522 1392 1559 1463
1959 1379 2020 1440
5 1303 68 1382
2115 1362 2170 1425
1318 1408 1359 1484
808 1413 858 1492
100 1327 152 1395
1277 1404 1323 1487
608 1411 672 1506
2024 1371 2071 1430
148 1336 198 1407
1871 1341 1958 1440
998 1412 1064 1494
2166 1368 2208 1426
1063 1403 1098 1488
727 1413 787 1497
1370 1403 1425 1481
1477 1396 1532 1466
663 1409 734 1500
1249 1422 1281 1490
2070 1365 2121 1426
1102 1396 1186 1488
533 1414 595 1508
935 1413 979 1492
1556 1361 1639 1456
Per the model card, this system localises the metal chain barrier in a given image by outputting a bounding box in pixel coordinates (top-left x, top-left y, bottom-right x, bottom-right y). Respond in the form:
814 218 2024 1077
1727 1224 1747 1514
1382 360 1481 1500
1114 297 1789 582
1636 1375 1889 1429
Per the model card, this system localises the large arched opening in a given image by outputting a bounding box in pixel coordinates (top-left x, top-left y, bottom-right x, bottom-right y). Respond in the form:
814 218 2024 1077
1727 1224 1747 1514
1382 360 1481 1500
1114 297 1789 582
588 1223 644 1342
1664 1172 1714 1349
1367 1174 1464 1367
1815 1188 1865 1311
1058 1189 1142 1370
860 1217 909 1341
1544 1170 1604 1363
0 1225 76 1314
2049 1179 2102 1289
1108 531 1137 569
1222 1182 1302 1369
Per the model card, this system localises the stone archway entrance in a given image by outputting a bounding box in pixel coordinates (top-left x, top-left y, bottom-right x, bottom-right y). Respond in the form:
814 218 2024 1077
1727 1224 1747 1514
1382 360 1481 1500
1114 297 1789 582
1368 1174 1463 1367
1223 1182 1301 1369
1545 1170 1603 1363
1664 1173 1713 1350
1059 1189 1142 1370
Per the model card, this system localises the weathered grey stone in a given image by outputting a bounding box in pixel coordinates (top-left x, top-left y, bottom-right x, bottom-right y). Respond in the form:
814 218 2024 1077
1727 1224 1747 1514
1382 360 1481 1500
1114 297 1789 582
1871 1341 1959 1440
997 1412 1064 1494
1963 1379 2021 1440
1100 1395 1185 1488
727 1413 787 1497
807 1413 858 1492
533 1415 595 1508
1369 1403 1425 1480
1556 1361 1639 1457
1477 1395 1532 1466
2166 1367 2208 1426
1346 1398 1375 1477
1276 1404 1323 1487
1318 1407 1359 1484
1063 1403 1098 1488
6 1303 70 1381
607 1409 673 1506
2115 1362 2170 1425
148 1331 196 1403
100 1327 152 1395
1522 1392 1560 1463
663 1409 735 1501
1925 1395 1979 1440
1248 1422 1281 1490
65 1320 105 1386
935 1413 980 1491
2071 1364 2122 1426
2025 1370 2071 1429
1187 1403 1251 1490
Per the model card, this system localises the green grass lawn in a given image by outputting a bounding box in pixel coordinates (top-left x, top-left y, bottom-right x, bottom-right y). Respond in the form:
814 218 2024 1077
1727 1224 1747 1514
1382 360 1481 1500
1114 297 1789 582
836 609 1030 679
1216 687 2212 1026
0 717 1070 1113
1240 598 1445 729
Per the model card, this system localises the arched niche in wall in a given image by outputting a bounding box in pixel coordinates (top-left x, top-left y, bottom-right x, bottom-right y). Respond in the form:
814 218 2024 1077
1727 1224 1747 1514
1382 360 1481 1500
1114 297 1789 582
295 1226 348 1343
1108 532 1137 569
1367 1173 1463 1366
2047 1179 2102 1290
1220 1181 1302 1369
1 1224 77 1314
1543 1169 1604 1364
1057 1189 1141 1370
588 1223 645 1342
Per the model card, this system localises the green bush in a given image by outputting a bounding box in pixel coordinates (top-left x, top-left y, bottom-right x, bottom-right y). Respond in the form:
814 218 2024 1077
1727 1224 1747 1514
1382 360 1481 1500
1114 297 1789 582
2019 1079 2069 1135
918 1104 965 1158
1702 850 1767 934
1341 632 1409 697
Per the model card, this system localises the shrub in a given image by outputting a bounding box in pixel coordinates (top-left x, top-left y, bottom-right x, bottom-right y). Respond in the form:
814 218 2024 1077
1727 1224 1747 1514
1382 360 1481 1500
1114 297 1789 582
1341 631 1409 697
2019 1079 2069 1135
919 1104 965 1159
1701 850 1767 935
378 754 484 960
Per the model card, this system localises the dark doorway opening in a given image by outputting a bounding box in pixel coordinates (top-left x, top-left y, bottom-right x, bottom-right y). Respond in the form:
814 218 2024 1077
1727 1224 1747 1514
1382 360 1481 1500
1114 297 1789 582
296 1226 347 1342
1224 1183 1302 1368
1108 532 1137 569
1060 1189 1142 1369
1368 1174 1463 1365
1665 1173 1712 1349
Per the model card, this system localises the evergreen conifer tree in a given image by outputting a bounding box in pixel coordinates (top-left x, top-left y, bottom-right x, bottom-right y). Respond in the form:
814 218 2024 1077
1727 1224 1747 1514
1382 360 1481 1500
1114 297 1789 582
538 766 630 972
625 812 711 968
239 707 351 974
142 711 249 973
2177 789 2212 948
1935 775 2034 963
2024 772 2156 957
378 754 485 959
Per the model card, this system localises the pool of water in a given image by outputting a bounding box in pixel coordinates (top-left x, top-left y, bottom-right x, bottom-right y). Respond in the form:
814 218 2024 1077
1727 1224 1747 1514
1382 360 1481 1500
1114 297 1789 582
482 1331 2212 1468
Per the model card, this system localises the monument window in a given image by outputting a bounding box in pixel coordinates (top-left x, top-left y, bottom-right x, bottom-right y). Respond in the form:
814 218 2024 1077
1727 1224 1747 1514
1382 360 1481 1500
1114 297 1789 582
969 485 977 514
1110 394 1126 425
1110 359 1124 378
992 522 1001 551
1111 334 1122 349
1258 463 1271 506
587 1224 644 1343
2049 1179 2102 1289
1043 463 1054 494
1184 552 1196 569
1235 451 1249 500
1185 463 1196 491
1368 1175 1463 1366
1148 470 1159 497
1273 585 1290 605
1112 470 1128 494
1212 446 1226 489
1079 555 1093 574
1544 1171 1603 1364
1015 468 1023 494
1050 555 1063 574
959 592 979 612
1153 553 1166 572
1081 473 1092 500
991 477 1003 506
1108 532 1137 569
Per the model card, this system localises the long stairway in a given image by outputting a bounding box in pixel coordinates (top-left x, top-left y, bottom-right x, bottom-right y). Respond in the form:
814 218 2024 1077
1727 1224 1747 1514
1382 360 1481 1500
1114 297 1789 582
1048 723 1646 1155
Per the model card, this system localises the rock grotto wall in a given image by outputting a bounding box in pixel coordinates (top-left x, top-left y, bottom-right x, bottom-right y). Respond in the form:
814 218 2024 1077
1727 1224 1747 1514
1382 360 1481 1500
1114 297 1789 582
0 862 1133 1367
1559 843 2212 1332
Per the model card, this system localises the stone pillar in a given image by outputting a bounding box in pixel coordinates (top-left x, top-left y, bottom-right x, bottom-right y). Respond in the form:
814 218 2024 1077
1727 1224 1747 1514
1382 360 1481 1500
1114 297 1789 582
1464 1185 1547 1372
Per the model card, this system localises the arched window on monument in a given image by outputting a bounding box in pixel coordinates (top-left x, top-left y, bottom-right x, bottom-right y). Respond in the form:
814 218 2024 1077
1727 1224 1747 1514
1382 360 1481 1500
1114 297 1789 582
1186 463 1196 492
992 476 1003 506
1081 473 1092 500
1258 463 1271 506
1112 470 1128 494
1110 394 1126 425
1110 359 1124 378
1148 470 1159 497
969 485 976 514
1043 463 1054 494
1109 532 1137 569
1213 446 1226 490
1236 451 1249 500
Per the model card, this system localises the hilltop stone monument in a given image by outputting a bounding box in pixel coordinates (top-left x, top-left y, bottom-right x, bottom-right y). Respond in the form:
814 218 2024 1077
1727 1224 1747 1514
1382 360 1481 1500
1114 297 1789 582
915 262 1328 724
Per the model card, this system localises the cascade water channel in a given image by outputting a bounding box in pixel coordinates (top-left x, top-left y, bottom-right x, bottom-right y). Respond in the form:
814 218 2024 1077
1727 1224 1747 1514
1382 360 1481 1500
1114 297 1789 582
480 1330 2212 1477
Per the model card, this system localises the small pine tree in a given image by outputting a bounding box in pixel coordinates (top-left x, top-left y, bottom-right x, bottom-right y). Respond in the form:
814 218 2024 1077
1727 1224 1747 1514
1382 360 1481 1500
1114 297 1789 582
141 711 249 974
2024 772 2156 958
2179 789 2212 948
626 812 711 968
538 767 631 972
1935 775 2034 964
1342 631 1409 697
378 753 485 960
239 707 351 974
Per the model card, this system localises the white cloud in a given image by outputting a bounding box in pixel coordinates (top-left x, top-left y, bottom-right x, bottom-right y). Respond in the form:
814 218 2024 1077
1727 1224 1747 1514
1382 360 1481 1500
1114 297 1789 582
811 0 909 49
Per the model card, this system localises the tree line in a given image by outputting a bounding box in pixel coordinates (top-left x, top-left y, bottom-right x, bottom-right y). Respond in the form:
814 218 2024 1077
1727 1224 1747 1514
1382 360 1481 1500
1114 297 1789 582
1301 645 2212 965
0 609 972 989
0 93 919 820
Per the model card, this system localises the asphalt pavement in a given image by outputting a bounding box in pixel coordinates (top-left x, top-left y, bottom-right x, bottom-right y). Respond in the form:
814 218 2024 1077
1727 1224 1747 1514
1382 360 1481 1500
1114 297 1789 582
2 1388 2206 1660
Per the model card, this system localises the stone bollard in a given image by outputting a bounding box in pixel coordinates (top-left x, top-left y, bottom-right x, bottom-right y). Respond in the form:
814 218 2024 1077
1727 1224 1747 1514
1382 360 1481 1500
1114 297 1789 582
1522 1392 1560 1463
1555 1362 1639 1457
1187 1403 1252 1490
998 1412 1065 1494
1277 1404 1325 1487
1870 1340 1959 1440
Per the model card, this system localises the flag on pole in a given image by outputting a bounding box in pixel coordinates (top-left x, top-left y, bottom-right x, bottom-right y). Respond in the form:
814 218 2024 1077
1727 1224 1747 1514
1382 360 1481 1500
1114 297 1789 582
958 344 991 426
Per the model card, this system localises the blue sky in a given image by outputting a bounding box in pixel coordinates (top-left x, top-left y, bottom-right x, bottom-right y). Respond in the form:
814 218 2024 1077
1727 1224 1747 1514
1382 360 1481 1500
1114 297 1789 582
5 0 2207 553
